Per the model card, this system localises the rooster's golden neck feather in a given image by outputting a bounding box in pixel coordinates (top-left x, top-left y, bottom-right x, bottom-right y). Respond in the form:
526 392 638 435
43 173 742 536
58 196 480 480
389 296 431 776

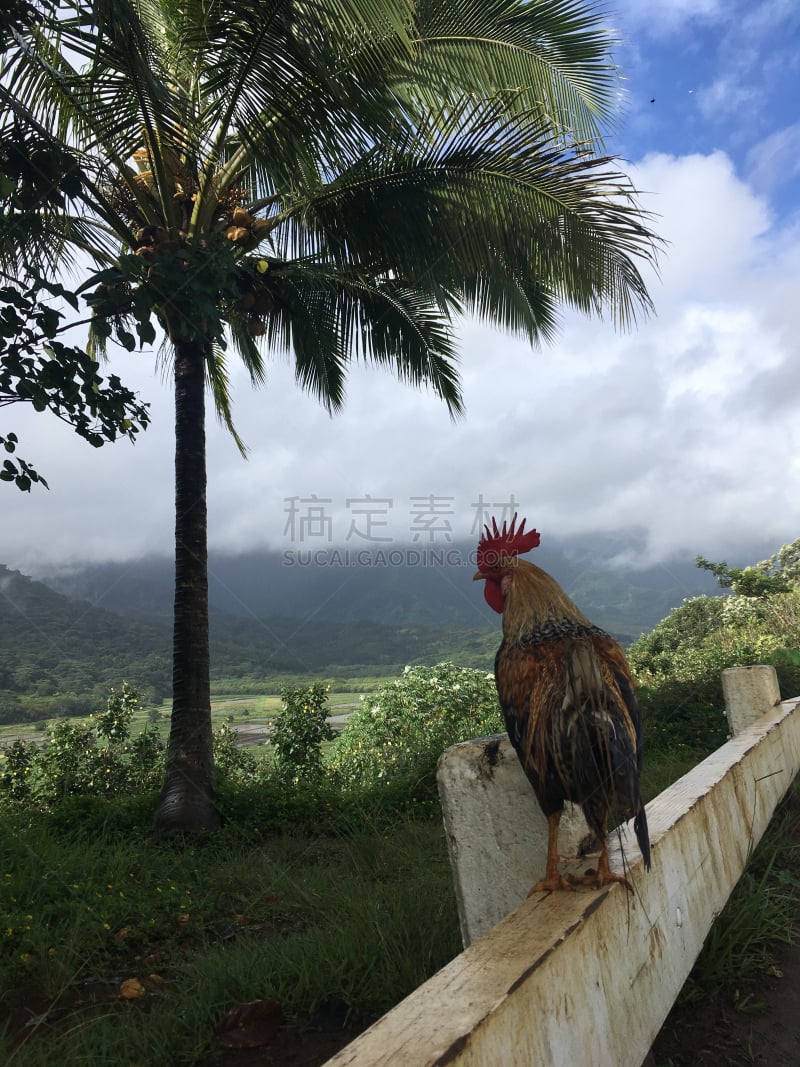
500 558 594 646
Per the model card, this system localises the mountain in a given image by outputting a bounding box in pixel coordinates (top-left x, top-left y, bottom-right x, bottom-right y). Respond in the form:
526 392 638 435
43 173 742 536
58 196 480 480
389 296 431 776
41 535 720 643
0 563 497 723
0 563 171 722
2 537 722 724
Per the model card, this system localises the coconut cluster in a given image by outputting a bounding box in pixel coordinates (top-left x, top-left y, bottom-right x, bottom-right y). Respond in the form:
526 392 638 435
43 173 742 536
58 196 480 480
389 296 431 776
112 147 278 336
132 225 181 261
225 206 270 247
235 264 275 336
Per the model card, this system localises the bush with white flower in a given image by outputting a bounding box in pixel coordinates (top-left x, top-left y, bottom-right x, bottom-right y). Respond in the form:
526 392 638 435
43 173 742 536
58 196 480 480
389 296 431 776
330 663 502 787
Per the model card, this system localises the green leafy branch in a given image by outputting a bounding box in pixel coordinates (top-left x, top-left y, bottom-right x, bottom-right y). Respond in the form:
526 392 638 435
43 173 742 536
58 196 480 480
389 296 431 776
0 431 47 491
0 276 151 490
696 555 792 598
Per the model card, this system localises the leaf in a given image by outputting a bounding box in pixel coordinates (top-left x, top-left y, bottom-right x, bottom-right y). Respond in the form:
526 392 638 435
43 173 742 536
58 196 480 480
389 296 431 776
39 307 60 337
214 999 282 1049
92 318 112 340
117 328 137 352
119 978 146 999
136 319 157 345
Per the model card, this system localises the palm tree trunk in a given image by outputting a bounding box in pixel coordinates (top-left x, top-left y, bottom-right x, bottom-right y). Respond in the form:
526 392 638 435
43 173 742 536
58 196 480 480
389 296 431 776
153 337 221 835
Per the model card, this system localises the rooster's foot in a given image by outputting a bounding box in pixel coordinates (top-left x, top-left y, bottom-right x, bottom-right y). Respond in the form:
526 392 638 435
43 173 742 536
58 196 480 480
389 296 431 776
575 859 634 894
527 874 576 894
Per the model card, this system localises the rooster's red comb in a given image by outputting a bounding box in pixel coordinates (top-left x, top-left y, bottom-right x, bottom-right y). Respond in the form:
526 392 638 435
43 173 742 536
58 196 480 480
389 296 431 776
476 513 540 573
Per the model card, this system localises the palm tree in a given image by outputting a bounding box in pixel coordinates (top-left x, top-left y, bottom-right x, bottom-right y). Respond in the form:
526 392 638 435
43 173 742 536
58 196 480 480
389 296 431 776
2 0 659 834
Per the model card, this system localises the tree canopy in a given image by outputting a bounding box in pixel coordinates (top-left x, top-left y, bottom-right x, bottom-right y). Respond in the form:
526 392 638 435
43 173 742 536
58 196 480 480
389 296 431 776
1 0 661 833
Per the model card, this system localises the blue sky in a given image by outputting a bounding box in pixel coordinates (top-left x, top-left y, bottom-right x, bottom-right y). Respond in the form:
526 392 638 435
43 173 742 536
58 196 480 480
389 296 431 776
3 0 800 574
616 0 800 214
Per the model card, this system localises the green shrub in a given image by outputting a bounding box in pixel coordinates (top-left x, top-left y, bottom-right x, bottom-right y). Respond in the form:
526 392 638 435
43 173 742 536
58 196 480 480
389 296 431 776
268 683 334 782
213 721 258 785
330 663 502 788
769 647 800 701
0 737 35 801
628 596 725 678
630 589 800 754
0 683 166 805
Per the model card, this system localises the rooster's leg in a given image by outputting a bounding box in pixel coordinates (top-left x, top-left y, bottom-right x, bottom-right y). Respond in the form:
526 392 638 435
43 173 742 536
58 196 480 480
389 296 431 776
528 811 575 894
590 840 634 893
576 832 634 894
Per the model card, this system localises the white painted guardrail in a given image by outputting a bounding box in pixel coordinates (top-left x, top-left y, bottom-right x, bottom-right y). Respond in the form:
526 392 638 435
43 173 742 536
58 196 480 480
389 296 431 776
325 667 800 1067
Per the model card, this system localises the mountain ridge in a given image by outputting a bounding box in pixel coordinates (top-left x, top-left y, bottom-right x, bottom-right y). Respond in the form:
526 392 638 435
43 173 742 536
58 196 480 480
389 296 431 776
0 540 722 723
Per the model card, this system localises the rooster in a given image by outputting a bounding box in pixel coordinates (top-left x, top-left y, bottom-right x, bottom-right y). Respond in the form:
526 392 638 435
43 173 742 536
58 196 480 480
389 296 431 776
474 514 651 893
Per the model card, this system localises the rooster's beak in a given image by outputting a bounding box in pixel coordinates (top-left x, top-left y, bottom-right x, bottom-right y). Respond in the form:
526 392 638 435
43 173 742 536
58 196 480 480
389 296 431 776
472 571 485 581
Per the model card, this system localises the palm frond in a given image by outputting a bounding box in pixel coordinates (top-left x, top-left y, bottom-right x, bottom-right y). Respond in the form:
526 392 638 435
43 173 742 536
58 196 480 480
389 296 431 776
206 343 248 456
268 95 658 334
401 0 619 145
235 261 463 415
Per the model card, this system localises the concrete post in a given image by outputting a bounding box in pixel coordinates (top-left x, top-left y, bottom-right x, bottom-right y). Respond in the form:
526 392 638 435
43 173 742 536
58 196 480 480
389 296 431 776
437 734 590 946
722 665 782 736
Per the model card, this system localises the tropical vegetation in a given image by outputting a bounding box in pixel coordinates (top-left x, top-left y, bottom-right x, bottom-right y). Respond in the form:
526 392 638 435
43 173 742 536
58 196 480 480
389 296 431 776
628 537 800 752
2 553 800 1065
1 0 659 833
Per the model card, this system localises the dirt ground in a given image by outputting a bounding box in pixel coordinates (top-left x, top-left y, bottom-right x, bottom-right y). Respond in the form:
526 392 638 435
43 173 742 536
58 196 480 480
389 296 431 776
649 936 800 1067
209 942 800 1067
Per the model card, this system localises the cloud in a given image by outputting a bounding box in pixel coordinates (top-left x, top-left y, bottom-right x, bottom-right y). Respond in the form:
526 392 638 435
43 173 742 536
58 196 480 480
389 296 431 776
613 0 724 36
2 149 799 575
629 151 772 300
696 76 764 125
747 122 800 194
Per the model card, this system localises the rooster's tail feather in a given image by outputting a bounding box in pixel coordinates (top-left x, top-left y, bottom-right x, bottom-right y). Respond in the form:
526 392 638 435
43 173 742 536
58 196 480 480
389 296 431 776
634 805 651 870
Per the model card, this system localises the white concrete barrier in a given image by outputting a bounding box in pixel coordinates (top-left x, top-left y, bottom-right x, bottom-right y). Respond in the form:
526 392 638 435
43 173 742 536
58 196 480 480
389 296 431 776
437 734 591 946
325 668 799 1067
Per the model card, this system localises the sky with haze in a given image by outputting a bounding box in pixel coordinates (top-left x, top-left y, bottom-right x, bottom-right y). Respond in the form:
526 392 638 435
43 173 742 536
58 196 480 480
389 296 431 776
4 0 800 575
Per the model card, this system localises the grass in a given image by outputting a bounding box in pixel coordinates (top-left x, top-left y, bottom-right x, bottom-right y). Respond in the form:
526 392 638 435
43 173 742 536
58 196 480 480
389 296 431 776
640 746 707 804
0 802 460 1066
679 788 800 1005
1 715 798 1066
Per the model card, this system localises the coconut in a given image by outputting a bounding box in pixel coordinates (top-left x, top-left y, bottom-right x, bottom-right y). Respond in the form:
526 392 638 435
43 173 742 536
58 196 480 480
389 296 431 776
225 226 251 244
232 206 253 227
252 290 274 315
